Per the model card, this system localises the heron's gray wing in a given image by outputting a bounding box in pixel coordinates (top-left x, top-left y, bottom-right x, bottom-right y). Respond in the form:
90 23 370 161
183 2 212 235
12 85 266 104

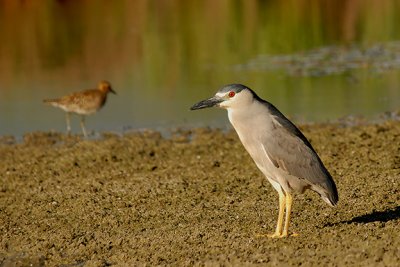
262 104 338 204
250 98 339 206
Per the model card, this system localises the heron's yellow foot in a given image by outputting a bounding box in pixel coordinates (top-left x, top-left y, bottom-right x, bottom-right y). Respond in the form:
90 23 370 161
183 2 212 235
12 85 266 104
255 232 298 238
255 232 284 238
281 230 299 237
268 232 286 238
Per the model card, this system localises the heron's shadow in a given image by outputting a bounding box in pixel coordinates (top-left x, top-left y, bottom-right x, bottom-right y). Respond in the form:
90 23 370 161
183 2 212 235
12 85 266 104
339 206 400 225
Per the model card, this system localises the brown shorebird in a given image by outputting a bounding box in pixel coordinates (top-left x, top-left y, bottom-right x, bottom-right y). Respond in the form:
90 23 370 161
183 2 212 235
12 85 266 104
43 81 116 137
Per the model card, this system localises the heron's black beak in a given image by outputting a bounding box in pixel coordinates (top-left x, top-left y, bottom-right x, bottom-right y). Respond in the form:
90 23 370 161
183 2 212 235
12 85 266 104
190 96 223 110
110 88 117 94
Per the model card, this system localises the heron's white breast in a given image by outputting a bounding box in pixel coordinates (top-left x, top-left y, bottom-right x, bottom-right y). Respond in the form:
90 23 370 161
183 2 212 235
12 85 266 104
227 104 278 179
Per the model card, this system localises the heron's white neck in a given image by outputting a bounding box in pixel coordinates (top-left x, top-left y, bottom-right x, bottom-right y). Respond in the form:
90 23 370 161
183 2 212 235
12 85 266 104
227 100 274 138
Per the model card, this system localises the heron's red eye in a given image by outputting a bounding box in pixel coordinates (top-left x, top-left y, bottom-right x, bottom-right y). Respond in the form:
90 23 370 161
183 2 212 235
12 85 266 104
228 91 235 98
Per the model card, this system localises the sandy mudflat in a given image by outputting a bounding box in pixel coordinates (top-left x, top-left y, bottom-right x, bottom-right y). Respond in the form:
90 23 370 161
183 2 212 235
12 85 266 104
0 121 399 266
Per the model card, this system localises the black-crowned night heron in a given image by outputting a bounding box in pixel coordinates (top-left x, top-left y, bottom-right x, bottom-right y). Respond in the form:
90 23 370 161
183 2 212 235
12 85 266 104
190 84 338 238
43 81 116 137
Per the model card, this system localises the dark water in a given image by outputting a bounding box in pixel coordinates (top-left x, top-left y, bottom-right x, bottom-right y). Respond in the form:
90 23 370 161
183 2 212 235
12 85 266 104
1 0 400 136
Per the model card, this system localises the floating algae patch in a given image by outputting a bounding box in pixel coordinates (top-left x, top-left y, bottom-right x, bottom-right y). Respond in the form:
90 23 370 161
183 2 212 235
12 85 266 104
235 41 400 77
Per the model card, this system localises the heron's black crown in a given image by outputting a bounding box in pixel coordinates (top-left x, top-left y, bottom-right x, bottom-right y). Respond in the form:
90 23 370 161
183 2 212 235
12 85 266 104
218 84 249 94
219 84 265 102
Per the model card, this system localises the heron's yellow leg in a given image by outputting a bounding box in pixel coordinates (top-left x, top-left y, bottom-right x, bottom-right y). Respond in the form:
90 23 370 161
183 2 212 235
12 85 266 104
268 192 285 238
255 191 286 238
282 193 293 237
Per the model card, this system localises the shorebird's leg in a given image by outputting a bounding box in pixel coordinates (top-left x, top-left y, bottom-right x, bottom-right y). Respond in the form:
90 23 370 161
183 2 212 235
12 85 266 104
66 112 71 134
80 115 87 137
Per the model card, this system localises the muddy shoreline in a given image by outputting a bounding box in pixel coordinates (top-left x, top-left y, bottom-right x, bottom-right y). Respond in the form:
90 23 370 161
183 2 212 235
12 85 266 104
1 121 399 266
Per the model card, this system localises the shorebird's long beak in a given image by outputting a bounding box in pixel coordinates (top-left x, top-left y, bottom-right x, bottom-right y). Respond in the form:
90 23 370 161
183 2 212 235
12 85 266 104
110 88 117 95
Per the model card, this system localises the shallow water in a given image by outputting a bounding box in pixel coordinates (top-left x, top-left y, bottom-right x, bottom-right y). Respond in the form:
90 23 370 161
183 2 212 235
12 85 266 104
1 0 400 136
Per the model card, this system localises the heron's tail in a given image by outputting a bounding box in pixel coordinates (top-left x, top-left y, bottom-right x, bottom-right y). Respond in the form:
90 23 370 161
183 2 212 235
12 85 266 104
321 178 339 207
